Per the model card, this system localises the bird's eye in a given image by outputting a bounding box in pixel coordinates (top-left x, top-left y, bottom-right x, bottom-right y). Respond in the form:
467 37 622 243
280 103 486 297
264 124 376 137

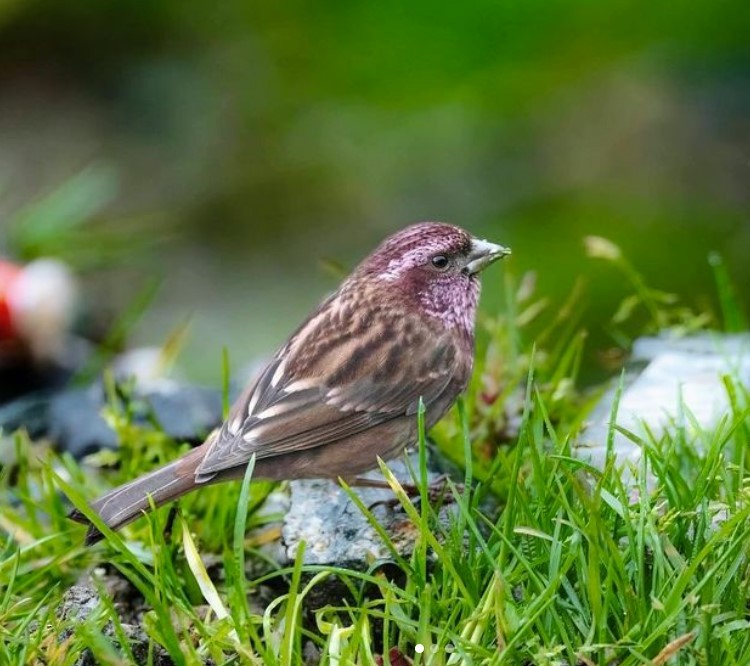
431 255 450 270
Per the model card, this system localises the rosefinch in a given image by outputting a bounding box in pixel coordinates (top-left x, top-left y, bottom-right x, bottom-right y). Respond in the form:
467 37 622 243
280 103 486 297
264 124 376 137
71 222 510 543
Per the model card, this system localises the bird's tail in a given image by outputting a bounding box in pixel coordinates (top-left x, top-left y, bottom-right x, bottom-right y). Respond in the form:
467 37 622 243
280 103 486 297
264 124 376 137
69 446 205 545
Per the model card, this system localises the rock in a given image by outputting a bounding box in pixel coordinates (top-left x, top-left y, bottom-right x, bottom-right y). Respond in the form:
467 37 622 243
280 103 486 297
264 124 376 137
577 332 750 482
0 345 259 458
281 448 463 610
56 573 174 666
282 448 459 571
57 577 102 625
0 391 52 441
0 340 246 458
46 385 120 458
34 380 223 459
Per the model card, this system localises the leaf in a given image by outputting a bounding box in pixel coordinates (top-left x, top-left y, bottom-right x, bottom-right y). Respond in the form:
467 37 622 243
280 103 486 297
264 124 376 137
651 632 695 665
584 236 622 261
612 294 640 324
181 515 236 637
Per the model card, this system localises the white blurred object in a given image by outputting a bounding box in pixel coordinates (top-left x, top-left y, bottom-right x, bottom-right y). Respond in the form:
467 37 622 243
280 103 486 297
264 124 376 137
6 258 78 361
110 347 172 385
577 332 750 486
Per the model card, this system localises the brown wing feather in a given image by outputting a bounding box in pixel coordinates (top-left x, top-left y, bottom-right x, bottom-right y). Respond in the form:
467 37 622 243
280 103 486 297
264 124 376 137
195 288 469 480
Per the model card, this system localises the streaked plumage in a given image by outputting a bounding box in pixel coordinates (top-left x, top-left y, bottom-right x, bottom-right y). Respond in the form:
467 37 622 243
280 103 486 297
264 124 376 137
71 222 510 543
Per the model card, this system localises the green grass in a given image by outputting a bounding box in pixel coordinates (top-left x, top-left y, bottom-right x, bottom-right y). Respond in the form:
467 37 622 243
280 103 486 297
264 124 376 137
1 252 749 665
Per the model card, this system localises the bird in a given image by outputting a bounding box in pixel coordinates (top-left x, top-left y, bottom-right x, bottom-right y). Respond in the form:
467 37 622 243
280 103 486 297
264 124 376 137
70 222 510 543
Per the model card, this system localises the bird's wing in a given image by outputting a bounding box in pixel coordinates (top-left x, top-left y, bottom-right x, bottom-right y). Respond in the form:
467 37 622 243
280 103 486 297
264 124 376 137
195 301 467 479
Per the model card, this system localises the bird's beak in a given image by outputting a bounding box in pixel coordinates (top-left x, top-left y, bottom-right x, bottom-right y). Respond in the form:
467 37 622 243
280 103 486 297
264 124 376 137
464 238 512 274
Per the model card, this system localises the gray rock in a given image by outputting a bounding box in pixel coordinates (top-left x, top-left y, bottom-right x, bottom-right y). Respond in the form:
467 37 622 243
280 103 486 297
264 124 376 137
0 391 52 440
57 577 102 625
46 381 223 459
0 343 250 459
47 385 120 458
577 332 750 482
282 449 459 569
57 573 174 666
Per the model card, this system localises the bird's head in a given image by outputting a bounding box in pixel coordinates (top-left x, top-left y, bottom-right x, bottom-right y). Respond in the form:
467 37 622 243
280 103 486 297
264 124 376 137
355 222 511 330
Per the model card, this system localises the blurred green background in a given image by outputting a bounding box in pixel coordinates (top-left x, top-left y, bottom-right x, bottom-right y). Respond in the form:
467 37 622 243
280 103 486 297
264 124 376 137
0 0 748 382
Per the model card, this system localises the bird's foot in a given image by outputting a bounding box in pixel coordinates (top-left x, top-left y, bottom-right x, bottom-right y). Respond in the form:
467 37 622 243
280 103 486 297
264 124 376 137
353 474 462 512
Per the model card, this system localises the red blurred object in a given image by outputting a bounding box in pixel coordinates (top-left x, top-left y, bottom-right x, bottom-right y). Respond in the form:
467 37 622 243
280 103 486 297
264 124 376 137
0 260 21 343
0 257 77 362
0 257 79 402
0 260 23 344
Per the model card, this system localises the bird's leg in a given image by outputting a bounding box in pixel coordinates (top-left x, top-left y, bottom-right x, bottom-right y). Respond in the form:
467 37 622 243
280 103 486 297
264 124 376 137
347 477 400 511
351 474 462 511
350 477 395 491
